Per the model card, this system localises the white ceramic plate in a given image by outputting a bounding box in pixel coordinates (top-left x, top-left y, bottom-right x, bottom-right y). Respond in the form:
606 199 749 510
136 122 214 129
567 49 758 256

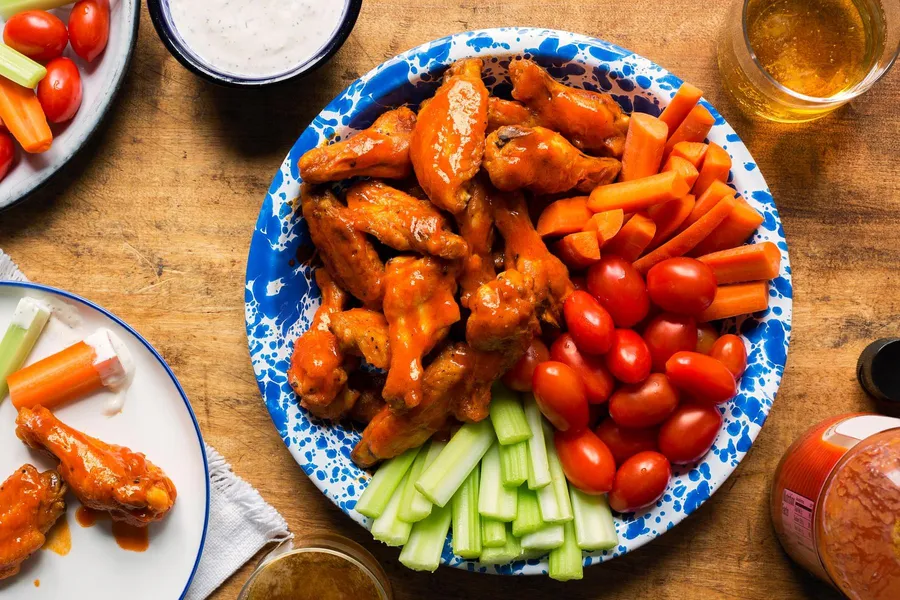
0 281 208 598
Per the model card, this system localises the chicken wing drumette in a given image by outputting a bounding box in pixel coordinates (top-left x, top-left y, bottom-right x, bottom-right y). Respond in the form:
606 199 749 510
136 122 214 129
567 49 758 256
329 308 391 371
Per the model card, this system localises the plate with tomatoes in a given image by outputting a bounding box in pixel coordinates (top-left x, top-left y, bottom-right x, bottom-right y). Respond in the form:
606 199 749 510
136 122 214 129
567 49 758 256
0 0 140 211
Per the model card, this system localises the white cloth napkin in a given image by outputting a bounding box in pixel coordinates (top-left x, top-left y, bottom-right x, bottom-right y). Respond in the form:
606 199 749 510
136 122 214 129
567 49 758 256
0 249 292 599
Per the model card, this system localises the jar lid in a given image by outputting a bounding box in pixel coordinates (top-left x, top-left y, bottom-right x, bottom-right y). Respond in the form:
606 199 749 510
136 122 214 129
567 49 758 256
857 338 900 404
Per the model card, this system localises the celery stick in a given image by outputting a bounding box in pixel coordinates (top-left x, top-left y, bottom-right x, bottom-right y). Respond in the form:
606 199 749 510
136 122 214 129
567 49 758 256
478 524 522 564
371 472 412 547
0 0 74 19
356 446 421 519
511 486 543 537
520 523 564 551
0 297 50 400
398 440 445 523
489 383 531 445
570 488 619 551
537 423 573 523
416 420 494 508
524 394 551 490
398 502 452 572
451 463 482 559
478 442 518 522
549 521 584 581
481 518 506 548
499 440 528 488
0 44 46 88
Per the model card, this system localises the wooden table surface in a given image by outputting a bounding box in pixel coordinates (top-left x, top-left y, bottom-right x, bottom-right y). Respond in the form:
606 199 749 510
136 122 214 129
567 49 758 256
2 1 898 598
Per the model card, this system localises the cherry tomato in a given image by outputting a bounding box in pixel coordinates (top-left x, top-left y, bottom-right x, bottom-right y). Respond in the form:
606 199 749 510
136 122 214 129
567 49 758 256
502 338 550 392
586 256 650 327
608 451 672 513
665 351 737 405
554 428 616 494
563 290 615 355
69 0 109 62
550 333 616 404
608 373 679 428
37 58 83 123
605 329 651 384
710 334 748 379
658 404 723 464
642 313 697 372
0 132 15 181
646 257 718 316
3 10 68 62
594 418 658 466
532 361 589 432
696 323 719 355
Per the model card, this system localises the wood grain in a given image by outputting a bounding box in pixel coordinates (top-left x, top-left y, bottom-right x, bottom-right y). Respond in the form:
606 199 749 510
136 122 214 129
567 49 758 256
1 1 898 598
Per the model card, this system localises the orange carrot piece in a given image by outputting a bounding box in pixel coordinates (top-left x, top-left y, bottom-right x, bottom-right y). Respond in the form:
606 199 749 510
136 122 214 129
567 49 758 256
646 194 696 250
584 209 625 246
0 78 51 153
9 342 103 410
661 156 700 189
697 242 781 284
633 195 737 274
553 231 602 270
604 212 657 262
699 281 770 322
588 171 690 214
689 198 764 256
536 196 592 237
620 113 669 182
664 105 715 159
678 179 735 234
669 142 708 168
692 142 731 196
658 83 703 136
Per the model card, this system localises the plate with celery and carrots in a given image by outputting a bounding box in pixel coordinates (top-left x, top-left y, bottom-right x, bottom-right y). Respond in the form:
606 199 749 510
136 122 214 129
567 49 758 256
0 281 208 597
245 28 793 578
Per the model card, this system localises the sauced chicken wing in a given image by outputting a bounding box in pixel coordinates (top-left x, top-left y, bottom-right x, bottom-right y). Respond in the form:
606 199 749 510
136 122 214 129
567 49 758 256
329 308 391 370
16 407 176 527
487 97 542 133
346 180 468 260
347 372 387 425
466 270 539 353
453 347 532 423
455 177 497 309
298 107 417 184
301 185 385 309
0 465 66 580
483 125 621 195
410 59 489 214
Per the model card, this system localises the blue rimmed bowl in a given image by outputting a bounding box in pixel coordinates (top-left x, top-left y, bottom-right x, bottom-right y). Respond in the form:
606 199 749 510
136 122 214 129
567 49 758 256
245 28 793 575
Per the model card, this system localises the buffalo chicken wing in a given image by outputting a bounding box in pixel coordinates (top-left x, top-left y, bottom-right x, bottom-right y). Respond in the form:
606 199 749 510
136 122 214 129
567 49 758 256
329 308 391 371
455 177 497 309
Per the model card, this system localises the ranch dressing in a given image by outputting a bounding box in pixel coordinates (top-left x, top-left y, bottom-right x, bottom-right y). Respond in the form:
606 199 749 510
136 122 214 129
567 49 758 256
169 0 348 78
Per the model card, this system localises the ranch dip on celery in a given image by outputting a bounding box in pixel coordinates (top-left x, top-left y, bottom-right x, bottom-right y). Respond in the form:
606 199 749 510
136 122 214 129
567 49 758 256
168 0 348 78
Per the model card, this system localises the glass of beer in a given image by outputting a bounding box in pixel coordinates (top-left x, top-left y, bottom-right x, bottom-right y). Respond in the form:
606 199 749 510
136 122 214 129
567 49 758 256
718 0 900 122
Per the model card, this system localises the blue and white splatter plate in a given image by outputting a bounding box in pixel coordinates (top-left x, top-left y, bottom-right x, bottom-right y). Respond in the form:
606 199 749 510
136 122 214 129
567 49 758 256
245 28 792 575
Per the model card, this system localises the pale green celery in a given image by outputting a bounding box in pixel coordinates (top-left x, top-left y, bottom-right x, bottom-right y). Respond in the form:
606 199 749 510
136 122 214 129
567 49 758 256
0 297 50 399
537 422 573 523
481 518 507 548
451 464 481 559
398 502 452 572
570 488 618 551
0 44 46 88
0 0 73 19
478 524 522 564
548 521 584 581
520 523 564 551
511 486 543 537
489 383 531 445
397 440 445 523
477 442 518 522
417 420 494 507
523 394 551 490
356 446 421 519
371 472 412 546
499 440 528 488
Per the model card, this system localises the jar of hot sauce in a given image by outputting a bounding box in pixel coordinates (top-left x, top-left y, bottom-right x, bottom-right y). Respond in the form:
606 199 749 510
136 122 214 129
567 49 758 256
771 414 900 599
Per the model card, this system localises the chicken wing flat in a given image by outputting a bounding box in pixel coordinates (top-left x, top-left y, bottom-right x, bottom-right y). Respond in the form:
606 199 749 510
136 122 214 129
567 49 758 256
466 269 539 353
329 308 391 370
301 184 385 309
16 407 176 527
487 97 541 133
510 59 630 157
455 177 497 309
298 107 417 184
410 58 489 214
0 464 66 580
483 125 621 195
346 180 468 260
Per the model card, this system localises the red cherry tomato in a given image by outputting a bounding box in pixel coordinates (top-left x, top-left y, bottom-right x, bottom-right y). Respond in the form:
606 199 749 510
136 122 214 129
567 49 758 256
605 329 651 384
563 290 615 355
69 0 109 62
696 323 719 355
646 257 718 316
594 418 658 466
586 256 650 328
550 333 616 404
502 338 550 392
608 451 672 513
0 132 14 181
643 312 698 372
710 334 748 379
532 361 589 432
658 404 723 464
554 428 616 494
608 373 679 428
3 10 68 62
37 58 83 123
665 351 737 405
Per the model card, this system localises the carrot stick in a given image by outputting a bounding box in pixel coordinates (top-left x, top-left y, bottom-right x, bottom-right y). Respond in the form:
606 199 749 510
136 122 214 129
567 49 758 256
661 156 699 189
620 113 668 181
689 198 764 256
604 212 657 261
697 242 781 284
536 196 592 237
646 194 695 250
553 231 602 270
584 209 625 246
669 142 708 168
699 282 770 322
677 179 734 234
658 83 703 136
692 142 731 196
588 171 690 214
0 78 51 153
633 195 737 274
664 105 715 160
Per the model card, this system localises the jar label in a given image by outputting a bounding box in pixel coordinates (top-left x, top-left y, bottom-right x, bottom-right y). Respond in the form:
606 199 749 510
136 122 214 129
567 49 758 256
781 489 818 567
